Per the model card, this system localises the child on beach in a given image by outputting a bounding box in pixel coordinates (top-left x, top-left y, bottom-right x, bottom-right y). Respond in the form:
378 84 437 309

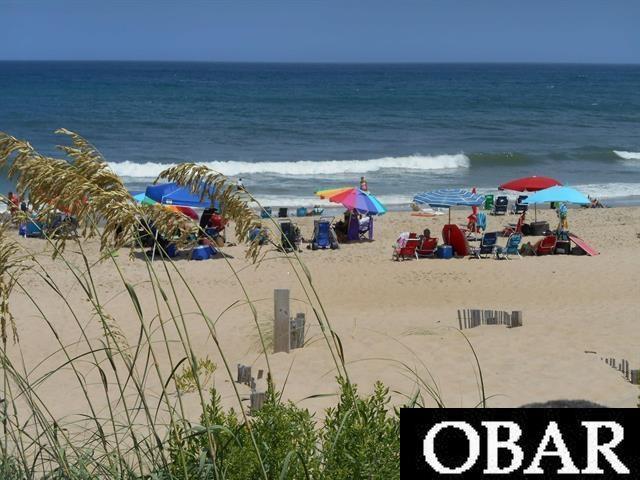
360 176 368 192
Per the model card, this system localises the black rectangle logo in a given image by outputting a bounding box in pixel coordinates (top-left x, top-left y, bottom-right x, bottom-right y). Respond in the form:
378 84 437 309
401 408 640 478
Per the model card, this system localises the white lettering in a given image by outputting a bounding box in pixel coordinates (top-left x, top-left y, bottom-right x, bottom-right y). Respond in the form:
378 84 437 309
482 421 524 474
581 421 629 474
524 421 579 474
424 421 480 474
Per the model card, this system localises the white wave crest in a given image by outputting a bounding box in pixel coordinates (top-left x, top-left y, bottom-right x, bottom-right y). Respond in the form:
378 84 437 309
108 154 469 178
613 150 640 161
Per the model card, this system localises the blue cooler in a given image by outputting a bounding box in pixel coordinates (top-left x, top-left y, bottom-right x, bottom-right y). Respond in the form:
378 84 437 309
437 245 453 259
191 245 211 261
18 224 27 236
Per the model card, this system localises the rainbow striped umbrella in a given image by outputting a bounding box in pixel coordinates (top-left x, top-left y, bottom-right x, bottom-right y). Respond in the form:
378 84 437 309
315 187 387 215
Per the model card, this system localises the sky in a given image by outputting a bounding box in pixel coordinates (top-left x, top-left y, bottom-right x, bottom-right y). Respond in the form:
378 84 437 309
1 0 638 63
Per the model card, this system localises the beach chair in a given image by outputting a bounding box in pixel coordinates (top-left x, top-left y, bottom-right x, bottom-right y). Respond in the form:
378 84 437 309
416 236 438 258
278 207 288 218
483 194 494 211
512 195 528 215
279 219 299 253
470 231 498 259
392 232 419 261
260 207 272 219
492 196 508 215
496 233 523 259
311 217 339 250
296 207 308 217
503 212 526 237
534 235 557 256
358 215 373 240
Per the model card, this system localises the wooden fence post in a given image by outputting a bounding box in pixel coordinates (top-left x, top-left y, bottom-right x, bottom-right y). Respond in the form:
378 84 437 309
274 289 290 353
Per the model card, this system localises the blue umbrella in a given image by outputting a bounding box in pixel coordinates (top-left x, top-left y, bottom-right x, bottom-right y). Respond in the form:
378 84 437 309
522 186 590 205
144 182 219 209
413 188 485 223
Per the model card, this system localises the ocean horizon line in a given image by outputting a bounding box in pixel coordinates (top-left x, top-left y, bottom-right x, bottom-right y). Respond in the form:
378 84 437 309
2 59 640 66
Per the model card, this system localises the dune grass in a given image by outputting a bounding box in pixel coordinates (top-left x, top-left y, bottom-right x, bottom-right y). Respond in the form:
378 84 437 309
0 130 489 479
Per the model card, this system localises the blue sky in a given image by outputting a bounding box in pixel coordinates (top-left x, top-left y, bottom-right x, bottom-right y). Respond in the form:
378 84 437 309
1 0 638 63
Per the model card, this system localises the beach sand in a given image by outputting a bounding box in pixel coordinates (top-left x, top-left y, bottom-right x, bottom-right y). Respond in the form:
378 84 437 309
6 206 640 423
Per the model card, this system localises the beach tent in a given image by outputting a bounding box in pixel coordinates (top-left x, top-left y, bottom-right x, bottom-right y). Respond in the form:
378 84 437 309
144 182 218 209
413 188 484 224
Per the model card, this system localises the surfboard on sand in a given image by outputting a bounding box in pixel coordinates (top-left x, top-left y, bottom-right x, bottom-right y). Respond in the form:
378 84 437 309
442 224 470 256
568 234 599 256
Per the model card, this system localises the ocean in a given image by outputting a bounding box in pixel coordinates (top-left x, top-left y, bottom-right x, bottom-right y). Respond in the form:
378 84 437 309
1 61 639 210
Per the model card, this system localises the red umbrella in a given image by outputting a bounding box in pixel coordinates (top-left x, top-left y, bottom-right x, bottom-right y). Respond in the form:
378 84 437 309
499 176 562 221
499 176 562 192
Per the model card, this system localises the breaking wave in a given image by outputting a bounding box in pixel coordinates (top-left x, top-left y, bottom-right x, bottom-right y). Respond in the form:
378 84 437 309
108 153 470 179
613 150 640 161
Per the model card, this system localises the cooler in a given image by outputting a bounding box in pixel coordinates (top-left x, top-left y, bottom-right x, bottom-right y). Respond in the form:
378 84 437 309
437 245 453 259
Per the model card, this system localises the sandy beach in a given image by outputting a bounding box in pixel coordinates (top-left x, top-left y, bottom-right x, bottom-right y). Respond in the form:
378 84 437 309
7 205 639 424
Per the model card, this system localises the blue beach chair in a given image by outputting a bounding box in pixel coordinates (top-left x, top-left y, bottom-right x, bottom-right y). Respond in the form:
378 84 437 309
496 233 523 259
512 195 529 215
471 231 498 259
311 217 339 250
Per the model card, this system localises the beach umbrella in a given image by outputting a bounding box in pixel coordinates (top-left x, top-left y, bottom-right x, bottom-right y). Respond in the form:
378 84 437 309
132 192 157 205
499 176 563 222
522 185 590 205
413 188 484 224
165 204 199 220
499 176 562 192
145 182 218 209
315 187 387 215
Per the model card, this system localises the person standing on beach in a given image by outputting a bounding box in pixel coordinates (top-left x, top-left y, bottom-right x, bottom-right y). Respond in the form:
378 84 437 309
557 202 568 232
360 176 368 192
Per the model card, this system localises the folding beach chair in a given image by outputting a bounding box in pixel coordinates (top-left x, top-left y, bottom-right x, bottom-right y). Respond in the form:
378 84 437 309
416 236 438 258
278 207 289 218
358 215 374 240
535 235 557 255
311 217 339 250
470 231 498 259
496 233 523 259
503 212 526 237
260 206 272 219
483 194 494 211
392 232 419 261
279 219 300 253
512 195 529 215
492 196 508 215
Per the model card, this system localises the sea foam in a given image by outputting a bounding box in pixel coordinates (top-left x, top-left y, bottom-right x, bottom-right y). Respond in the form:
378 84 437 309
613 150 640 161
108 154 470 179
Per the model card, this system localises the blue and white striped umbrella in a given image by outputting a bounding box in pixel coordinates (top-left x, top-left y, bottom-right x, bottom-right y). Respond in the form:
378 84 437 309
413 188 485 224
413 189 485 208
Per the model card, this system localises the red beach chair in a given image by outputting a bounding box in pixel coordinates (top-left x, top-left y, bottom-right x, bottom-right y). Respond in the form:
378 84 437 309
535 235 557 255
416 237 438 258
503 212 525 237
392 232 419 260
